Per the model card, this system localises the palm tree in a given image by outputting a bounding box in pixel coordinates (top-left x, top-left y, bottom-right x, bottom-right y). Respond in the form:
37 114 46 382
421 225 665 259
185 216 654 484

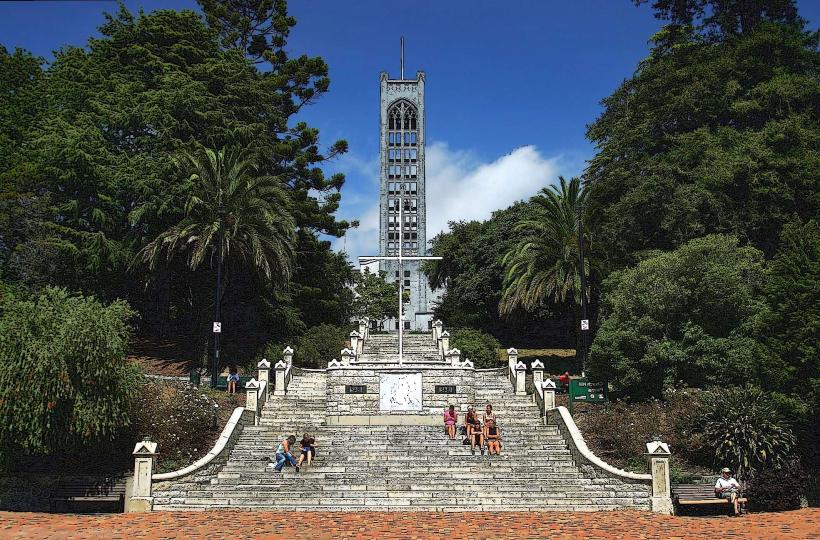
500 176 593 326
133 145 296 286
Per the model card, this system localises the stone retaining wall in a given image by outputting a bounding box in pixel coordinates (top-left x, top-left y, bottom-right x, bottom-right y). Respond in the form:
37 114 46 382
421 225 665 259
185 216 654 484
326 367 475 416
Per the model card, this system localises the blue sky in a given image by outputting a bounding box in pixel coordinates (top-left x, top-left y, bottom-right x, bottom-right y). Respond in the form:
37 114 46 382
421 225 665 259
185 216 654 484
2 0 819 261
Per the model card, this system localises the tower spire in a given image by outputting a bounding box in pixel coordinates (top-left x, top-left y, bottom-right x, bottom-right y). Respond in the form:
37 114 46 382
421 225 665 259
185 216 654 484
400 36 405 80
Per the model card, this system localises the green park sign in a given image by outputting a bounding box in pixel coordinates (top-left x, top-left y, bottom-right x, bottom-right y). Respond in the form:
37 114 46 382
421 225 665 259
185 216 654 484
568 378 608 414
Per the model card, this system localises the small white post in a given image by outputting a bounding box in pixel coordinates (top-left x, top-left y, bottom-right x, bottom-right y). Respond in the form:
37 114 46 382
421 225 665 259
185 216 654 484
273 360 287 396
129 438 157 512
446 348 461 366
531 359 544 402
282 346 294 366
646 440 674 515
515 360 527 396
432 320 443 343
245 378 260 424
349 331 360 357
439 331 450 358
542 378 557 410
257 358 271 403
341 348 354 366
507 347 518 389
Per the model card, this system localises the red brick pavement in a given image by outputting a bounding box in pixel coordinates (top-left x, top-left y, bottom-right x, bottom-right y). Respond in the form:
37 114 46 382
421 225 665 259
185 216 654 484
0 509 818 539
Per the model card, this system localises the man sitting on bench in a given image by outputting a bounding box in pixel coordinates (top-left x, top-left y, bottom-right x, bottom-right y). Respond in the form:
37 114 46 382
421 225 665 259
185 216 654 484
715 467 742 516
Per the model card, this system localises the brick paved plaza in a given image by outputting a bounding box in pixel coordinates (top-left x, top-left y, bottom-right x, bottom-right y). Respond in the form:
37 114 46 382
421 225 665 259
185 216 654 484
0 509 818 539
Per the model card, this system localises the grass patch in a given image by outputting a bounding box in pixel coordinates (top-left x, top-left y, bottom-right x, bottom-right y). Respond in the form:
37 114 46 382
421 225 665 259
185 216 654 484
496 348 581 374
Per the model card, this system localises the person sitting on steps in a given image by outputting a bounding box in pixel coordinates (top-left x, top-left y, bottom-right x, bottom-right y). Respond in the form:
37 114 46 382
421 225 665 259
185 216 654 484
297 433 316 468
715 467 742 516
443 404 458 440
465 407 483 455
273 435 299 472
482 403 496 426
484 418 502 455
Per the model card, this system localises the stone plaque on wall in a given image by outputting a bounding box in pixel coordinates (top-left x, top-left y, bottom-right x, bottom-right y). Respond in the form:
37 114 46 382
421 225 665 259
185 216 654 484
379 373 422 411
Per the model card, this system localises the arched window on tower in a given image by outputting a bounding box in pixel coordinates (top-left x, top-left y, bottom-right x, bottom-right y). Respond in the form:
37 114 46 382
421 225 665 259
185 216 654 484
387 101 418 148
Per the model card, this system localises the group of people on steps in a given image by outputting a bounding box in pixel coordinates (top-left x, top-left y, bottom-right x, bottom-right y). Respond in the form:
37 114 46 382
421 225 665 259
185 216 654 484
271 403 502 473
270 433 316 472
444 403 502 455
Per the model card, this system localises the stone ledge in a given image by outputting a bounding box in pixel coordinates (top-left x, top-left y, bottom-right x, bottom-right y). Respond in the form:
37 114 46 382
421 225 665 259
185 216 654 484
325 415 442 426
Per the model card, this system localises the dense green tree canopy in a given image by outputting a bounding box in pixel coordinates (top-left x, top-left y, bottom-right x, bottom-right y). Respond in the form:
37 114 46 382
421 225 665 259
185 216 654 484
426 201 574 346
0 288 141 457
0 3 354 362
635 0 802 38
585 17 819 264
763 219 820 403
587 235 772 400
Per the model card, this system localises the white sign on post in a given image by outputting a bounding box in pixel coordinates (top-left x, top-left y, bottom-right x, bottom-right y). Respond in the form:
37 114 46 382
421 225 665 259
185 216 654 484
213 322 222 333
580 319 589 331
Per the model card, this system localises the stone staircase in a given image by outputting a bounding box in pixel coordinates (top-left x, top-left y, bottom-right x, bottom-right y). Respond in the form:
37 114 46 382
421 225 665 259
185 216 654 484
356 333 444 364
152 369 651 511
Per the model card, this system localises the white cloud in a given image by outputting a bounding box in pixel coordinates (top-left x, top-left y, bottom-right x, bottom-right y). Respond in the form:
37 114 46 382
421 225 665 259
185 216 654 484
334 143 578 266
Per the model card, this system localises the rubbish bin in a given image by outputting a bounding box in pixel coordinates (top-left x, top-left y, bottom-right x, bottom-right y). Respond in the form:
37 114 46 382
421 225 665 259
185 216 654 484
189 369 201 386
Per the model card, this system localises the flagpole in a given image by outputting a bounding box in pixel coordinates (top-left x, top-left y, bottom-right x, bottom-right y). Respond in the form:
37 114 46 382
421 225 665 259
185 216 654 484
398 182 404 367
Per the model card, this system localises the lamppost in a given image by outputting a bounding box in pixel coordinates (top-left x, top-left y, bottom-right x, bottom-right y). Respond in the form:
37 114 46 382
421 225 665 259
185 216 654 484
577 203 589 374
211 203 226 388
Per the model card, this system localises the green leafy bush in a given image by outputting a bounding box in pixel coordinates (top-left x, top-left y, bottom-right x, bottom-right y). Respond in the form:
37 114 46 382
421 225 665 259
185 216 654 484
588 235 771 399
294 324 348 369
130 380 220 472
697 387 796 480
0 287 141 458
451 328 501 369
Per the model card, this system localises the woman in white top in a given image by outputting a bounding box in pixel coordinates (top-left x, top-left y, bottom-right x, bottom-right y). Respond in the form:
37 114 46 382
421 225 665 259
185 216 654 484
482 403 496 425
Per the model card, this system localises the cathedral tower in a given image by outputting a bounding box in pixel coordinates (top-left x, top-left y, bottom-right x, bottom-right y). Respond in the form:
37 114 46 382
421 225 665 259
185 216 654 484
377 65 434 331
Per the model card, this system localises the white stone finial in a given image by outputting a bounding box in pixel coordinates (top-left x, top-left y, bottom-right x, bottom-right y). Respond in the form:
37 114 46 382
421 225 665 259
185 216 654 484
433 320 443 327
440 330 450 337
244 378 260 390
461 359 475 369
282 346 294 355
515 360 526 371
507 347 518 355
132 438 158 455
531 359 544 370
257 358 271 369
340 347 353 356
447 348 461 356
646 440 671 456
328 358 342 369
349 330 360 337
274 360 287 369
542 379 557 390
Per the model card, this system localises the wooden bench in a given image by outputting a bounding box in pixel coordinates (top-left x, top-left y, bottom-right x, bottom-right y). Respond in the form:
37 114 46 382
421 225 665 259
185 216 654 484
673 483 747 513
49 478 126 513
215 375 251 391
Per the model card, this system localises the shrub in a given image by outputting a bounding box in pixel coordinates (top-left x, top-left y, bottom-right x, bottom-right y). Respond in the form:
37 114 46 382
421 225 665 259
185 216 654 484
451 328 501 369
588 235 770 400
130 380 220 472
294 324 347 368
746 462 805 512
697 387 796 480
0 287 141 458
